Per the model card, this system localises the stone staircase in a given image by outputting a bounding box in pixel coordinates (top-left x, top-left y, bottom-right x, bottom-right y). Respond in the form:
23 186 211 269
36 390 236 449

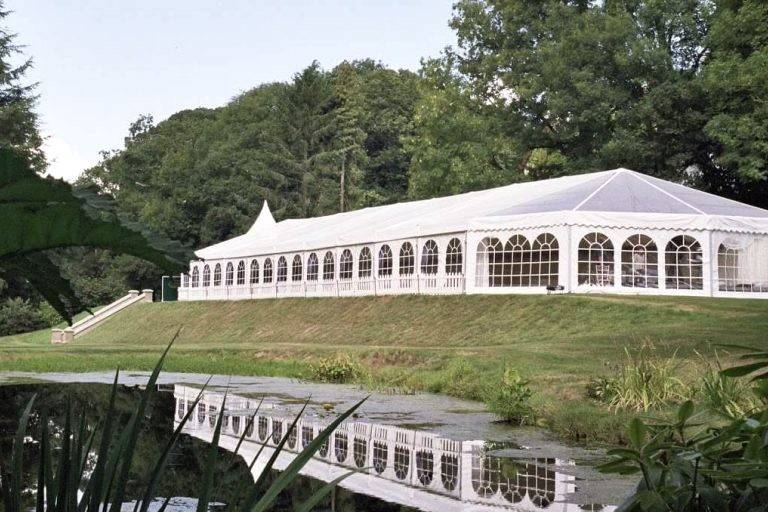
51 289 153 344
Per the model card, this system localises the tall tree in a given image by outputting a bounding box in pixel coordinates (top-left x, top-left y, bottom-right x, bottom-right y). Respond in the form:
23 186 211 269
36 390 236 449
446 0 715 180
406 57 525 199
0 1 44 171
703 0 768 182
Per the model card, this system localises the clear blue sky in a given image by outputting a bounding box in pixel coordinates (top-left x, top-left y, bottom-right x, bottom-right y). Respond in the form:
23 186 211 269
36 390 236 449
7 1 456 181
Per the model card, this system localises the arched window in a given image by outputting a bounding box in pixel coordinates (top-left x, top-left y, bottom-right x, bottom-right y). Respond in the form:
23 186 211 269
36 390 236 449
250 260 259 284
191 267 200 288
182 273 189 288
358 247 372 278
236 261 246 285
718 243 739 291
307 253 319 281
665 235 702 290
339 249 353 280
323 251 335 280
475 237 503 287
445 238 463 275
421 240 438 275
531 233 559 287
399 242 414 275
506 235 531 287
621 235 658 288
292 255 303 281
263 258 273 283
578 233 614 286
277 256 288 282
378 245 393 276
225 262 234 286
213 264 222 286
202 265 211 287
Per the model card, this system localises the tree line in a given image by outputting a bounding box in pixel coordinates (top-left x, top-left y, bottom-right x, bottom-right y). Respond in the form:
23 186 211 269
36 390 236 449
1 0 767 332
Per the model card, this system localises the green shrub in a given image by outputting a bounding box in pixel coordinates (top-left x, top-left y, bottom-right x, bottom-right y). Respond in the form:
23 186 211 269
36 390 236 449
595 347 689 412
0 298 48 336
699 357 761 419
485 366 534 425
310 353 362 383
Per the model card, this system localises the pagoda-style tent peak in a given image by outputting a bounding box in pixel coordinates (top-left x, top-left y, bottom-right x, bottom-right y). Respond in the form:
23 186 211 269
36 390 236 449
247 200 277 235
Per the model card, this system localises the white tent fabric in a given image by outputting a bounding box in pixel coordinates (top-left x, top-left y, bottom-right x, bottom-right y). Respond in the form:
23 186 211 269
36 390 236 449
195 168 768 260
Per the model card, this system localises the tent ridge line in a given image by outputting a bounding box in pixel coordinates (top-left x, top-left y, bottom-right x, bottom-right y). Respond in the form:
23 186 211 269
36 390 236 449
627 171 707 215
572 170 622 211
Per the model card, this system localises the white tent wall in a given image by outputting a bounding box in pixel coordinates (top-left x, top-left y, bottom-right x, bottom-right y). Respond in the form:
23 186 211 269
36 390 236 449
178 226 768 301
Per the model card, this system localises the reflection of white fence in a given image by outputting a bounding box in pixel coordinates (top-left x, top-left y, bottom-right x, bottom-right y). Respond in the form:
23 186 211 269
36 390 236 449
178 274 466 301
173 386 612 512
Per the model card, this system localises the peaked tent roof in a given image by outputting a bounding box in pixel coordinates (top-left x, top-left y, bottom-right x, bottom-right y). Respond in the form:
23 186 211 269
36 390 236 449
195 169 768 260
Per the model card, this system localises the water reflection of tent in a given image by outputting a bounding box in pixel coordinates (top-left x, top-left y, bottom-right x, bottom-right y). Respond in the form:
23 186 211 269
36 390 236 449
174 385 617 512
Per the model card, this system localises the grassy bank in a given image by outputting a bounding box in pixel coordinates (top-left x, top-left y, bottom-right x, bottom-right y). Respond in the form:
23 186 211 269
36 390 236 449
2 294 767 444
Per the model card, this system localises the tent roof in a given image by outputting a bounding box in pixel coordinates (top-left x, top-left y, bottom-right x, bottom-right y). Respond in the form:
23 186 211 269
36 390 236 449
195 169 768 260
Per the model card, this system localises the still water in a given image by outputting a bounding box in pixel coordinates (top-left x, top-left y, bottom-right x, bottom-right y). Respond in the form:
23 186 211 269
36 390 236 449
0 373 635 511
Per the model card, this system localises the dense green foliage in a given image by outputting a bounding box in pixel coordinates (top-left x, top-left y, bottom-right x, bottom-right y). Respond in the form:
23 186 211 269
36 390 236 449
600 353 768 511
80 61 421 248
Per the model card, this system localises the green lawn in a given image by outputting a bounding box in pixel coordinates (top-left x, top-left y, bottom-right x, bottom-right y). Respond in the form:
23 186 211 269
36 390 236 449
2 294 767 444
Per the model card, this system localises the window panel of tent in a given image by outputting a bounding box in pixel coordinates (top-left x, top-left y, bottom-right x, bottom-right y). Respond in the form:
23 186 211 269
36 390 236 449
665 235 703 290
445 238 463 275
420 240 438 275
339 249 353 280
475 237 503 287
236 261 246 285
292 255 303 281
718 244 739 291
531 233 559 287
506 235 532 287
191 267 199 288
378 245 393 276
323 251 335 280
307 253 319 281
277 256 288 282
225 262 234 286
213 264 222 286
202 265 211 287
578 233 614 286
359 247 372 278
263 259 273 283
621 235 658 288
399 242 414 275
250 260 259 284
715 237 768 293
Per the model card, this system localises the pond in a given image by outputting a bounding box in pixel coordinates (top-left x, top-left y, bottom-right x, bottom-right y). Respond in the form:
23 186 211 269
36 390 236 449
0 372 636 511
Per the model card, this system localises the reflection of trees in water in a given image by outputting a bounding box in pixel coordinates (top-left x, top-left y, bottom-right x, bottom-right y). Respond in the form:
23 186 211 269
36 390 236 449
0 384 413 512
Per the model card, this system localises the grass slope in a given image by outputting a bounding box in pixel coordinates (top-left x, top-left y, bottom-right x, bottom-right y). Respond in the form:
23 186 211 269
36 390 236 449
2 294 767 443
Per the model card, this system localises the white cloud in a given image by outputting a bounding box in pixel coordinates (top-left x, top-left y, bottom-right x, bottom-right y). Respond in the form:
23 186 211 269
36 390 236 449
42 135 94 182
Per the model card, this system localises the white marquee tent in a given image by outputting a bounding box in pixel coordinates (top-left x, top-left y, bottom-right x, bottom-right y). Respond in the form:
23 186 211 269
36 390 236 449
179 168 768 301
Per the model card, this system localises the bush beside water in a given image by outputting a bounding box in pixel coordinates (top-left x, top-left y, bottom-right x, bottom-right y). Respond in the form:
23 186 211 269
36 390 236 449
310 353 362 383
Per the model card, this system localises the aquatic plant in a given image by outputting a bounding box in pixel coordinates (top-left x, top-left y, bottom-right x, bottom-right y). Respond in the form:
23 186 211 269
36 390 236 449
485 366 534 425
601 347 689 412
310 353 362 383
0 334 364 512
697 354 762 420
